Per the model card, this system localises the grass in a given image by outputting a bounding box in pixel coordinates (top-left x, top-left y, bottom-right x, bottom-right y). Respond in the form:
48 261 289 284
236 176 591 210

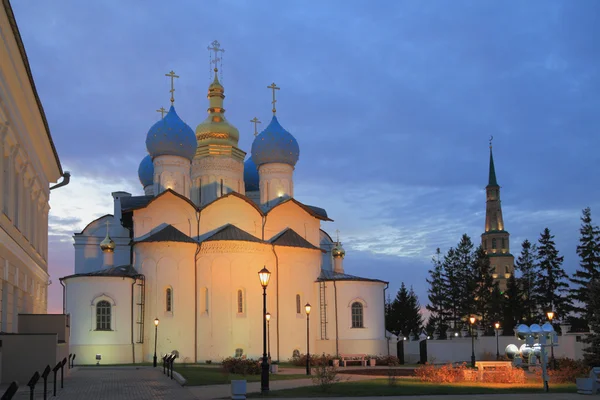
248 378 576 397
175 367 307 386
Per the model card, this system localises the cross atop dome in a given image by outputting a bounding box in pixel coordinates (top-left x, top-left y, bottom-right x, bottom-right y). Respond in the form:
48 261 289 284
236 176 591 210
267 82 280 115
208 40 225 79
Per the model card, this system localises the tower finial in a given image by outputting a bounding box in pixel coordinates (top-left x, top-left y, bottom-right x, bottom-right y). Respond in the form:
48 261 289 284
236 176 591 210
165 70 179 105
488 137 498 187
250 117 261 137
267 82 280 115
489 135 494 149
335 229 340 243
207 40 225 79
156 107 166 119
105 220 110 234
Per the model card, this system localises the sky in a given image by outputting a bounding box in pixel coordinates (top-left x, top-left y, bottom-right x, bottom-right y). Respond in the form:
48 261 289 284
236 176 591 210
11 0 600 315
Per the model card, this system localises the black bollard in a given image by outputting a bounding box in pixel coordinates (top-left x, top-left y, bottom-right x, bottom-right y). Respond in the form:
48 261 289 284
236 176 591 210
68 354 73 369
71 354 76 368
52 362 61 396
162 354 168 375
41 365 51 400
61 358 67 389
0 381 19 400
170 356 175 380
27 371 40 400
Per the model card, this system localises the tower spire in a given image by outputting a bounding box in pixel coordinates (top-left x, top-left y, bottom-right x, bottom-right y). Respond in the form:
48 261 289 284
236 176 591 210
488 136 498 187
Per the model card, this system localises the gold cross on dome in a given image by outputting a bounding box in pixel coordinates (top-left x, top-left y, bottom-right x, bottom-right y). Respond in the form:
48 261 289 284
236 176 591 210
335 229 340 243
207 40 225 74
105 220 111 234
165 70 179 104
156 107 166 119
267 82 280 115
250 117 261 136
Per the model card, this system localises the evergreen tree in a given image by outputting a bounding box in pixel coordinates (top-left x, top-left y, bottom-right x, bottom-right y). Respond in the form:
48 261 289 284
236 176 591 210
388 283 423 337
471 246 496 330
534 228 572 322
583 279 600 367
515 239 538 323
442 247 462 329
385 293 394 333
455 234 475 319
502 273 523 334
426 248 448 334
571 207 600 321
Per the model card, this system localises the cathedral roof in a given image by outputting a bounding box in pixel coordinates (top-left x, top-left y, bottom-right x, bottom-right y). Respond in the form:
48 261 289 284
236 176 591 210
200 224 263 243
251 116 299 167
60 265 140 281
146 105 197 161
136 225 196 244
120 195 154 213
269 228 323 252
262 197 332 221
317 270 388 284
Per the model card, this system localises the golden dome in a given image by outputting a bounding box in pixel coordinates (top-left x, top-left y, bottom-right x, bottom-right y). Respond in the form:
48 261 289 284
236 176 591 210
195 71 239 148
100 231 116 253
332 242 345 259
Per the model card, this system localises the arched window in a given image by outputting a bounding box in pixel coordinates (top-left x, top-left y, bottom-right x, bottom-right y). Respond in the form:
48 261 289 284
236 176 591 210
505 265 509 274
96 300 111 330
237 290 244 314
166 287 173 312
501 238 505 249
296 294 301 314
292 349 300 358
351 302 363 328
492 238 497 249
235 348 244 358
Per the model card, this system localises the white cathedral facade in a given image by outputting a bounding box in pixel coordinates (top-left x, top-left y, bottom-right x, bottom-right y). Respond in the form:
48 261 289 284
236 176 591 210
60 50 392 365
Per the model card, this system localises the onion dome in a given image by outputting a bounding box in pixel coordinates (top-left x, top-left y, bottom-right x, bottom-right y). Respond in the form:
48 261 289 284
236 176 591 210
244 157 259 192
100 230 116 253
251 116 299 167
332 242 345 259
195 74 240 147
146 105 196 160
137 155 154 188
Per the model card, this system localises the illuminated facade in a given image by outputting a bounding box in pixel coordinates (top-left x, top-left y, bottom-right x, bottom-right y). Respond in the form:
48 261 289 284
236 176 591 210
60 43 393 365
481 144 514 290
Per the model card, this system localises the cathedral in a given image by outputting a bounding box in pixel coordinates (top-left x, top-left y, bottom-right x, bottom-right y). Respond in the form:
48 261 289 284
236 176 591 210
60 42 392 365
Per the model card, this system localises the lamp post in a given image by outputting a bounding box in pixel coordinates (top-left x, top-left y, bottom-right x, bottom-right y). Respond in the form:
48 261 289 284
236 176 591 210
266 312 271 360
469 316 476 368
305 303 311 375
547 311 556 369
494 322 500 360
153 318 159 367
258 267 271 394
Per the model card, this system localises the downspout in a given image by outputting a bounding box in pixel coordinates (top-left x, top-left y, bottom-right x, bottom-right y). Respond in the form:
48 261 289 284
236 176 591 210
333 280 339 357
49 171 71 191
131 276 137 363
59 279 66 314
194 208 201 363
384 282 389 356
262 213 280 362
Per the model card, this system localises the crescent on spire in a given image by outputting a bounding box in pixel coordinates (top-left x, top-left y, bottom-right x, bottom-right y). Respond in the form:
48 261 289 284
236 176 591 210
489 135 494 148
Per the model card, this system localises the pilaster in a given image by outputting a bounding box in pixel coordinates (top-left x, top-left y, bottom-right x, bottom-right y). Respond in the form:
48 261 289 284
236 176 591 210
258 163 294 206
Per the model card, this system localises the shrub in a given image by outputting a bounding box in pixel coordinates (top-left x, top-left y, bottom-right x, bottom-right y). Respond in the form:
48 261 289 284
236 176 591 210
482 367 526 383
536 357 589 383
373 355 400 366
311 356 340 392
290 353 332 367
415 363 468 383
221 357 260 375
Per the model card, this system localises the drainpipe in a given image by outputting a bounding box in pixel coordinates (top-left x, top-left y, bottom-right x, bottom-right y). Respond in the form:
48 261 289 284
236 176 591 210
194 208 201 363
131 276 137 363
333 280 339 357
59 279 66 314
262 214 280 362
383 282 389 356
49 171 71 191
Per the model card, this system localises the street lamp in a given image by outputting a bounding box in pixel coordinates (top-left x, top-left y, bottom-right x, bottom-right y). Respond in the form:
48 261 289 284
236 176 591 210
305 303 311 375
153 318 159 367
494 322 500 360
469 316 476 368
258 267 271 394
266 312 271 360
546 311 556 369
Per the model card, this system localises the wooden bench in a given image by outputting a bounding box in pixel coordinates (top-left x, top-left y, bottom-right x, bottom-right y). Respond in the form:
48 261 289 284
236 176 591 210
475 361 512 381
340 354 367 367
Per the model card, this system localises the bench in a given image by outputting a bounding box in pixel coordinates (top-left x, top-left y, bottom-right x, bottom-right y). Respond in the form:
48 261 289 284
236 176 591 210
340 354 367 367
475 361 512 381
577 367 600 395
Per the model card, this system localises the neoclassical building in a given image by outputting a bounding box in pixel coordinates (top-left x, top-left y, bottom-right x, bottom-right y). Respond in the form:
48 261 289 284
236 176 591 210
61 46 392 365
0 0 66 332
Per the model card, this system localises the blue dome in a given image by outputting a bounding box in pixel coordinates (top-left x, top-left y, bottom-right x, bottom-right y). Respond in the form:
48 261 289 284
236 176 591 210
138 155 154 188
244 157 259 192
251 116 299 167
146 105 196 160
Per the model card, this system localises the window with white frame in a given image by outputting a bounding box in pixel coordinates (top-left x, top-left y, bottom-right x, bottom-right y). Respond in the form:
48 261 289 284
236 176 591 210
351 302 364 328
96 300 112 330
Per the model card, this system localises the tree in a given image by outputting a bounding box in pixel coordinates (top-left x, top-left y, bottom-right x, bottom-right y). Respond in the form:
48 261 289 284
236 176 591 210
515 239 538 323
471 246 497 331
385 293 394 334
502 273 523 334
534 228 572 322
426 248 448 335
571 207 600 322
455 234 475 320
583 279 600 367
387 283 422 337
442 247 461 329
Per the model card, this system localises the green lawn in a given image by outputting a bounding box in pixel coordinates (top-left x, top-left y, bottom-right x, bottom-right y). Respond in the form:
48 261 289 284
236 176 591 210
248 378 576 397
175 367 306 386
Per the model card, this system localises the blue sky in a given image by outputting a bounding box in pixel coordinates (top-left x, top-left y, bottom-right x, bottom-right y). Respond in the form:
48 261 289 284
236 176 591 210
12 0 600 314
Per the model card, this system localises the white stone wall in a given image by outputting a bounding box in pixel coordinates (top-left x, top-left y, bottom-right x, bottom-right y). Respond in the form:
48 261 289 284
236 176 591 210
258 163 294 205
133 193 197 239
153 155 192 199
264 201 321 246
64 275 142 365
191 155 244 206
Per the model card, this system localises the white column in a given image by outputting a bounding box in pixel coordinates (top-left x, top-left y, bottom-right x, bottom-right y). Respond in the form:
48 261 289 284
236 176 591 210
0 123 6 214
